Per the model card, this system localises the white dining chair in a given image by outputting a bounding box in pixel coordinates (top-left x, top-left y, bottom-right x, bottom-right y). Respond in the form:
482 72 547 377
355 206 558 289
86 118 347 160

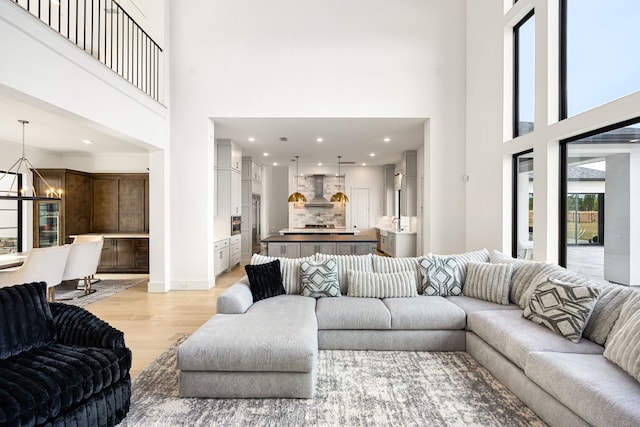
72 235 104 286
61 239 104 297
0 245 72 301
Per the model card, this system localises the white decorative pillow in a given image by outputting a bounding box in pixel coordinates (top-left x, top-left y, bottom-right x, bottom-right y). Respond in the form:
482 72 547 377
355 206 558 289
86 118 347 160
372 255 422 293
347 270 417 298
419 256 462 296
250 254 313 294
317 253 373 295
604 309 640 383
523 278 601 343
463 262 513 305
300 258 340 298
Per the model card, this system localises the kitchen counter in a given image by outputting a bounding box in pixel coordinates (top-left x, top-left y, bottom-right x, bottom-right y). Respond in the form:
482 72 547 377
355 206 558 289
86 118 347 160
263 234 378 258
72 233 149 239
279 228 359 235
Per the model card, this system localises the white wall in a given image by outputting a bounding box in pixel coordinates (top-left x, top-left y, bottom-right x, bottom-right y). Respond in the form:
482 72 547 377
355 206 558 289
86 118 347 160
169 0 468 288
61 153 149 173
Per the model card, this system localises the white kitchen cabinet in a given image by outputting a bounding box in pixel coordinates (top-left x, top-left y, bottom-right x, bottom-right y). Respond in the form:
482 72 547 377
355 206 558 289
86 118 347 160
336 242 375 255
214 238 230 276
229 234 242 268
268 242 300 258
382 164 396 216
300 242 336 257
400 175 417 216
230 170 242 216
218 140 242 172
401 150 417 176
389 231 416 257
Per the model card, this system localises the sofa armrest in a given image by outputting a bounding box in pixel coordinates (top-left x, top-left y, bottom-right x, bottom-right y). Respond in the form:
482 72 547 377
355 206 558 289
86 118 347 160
217 276 254 314
49 303 127 349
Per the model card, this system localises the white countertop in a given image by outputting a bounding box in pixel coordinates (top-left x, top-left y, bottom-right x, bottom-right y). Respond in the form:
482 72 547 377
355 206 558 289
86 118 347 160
377 227 416 235
73 233 149 239
279 228 360 235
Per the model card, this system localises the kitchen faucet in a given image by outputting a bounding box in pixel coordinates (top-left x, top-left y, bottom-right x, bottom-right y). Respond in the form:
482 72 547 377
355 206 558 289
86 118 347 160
392 217 401 231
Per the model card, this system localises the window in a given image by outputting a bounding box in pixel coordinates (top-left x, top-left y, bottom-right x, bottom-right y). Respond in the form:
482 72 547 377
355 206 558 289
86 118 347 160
514 10 535 137
561 118 640 284
560 0 640 118
0 171 22 254
513 150 534 259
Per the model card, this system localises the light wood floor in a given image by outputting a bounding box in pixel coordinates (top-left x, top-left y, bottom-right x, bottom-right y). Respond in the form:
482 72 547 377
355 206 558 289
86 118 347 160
85 263 247 378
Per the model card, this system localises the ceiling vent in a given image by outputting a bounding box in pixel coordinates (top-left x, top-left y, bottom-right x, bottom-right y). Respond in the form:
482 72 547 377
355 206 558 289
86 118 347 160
279 137 288 142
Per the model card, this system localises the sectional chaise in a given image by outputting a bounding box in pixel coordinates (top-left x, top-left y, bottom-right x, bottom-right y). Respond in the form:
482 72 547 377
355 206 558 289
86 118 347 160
177 249 640 427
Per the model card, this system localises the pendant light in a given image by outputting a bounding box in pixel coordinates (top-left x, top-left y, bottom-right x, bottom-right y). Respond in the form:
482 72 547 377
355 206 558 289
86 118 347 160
330 155 349 203
0 120 62 201
288 155 307 203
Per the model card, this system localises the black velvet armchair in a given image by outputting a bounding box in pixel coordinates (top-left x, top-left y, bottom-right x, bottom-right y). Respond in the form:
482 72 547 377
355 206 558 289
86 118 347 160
0 282 131 427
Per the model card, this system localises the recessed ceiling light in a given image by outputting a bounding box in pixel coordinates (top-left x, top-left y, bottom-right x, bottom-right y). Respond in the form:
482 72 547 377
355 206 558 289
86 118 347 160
383 137 391 142
263 152 269 156
316 137 323 143
82 139 93 144
248 137 255 142
361 163 367 166
273 162 278 166
317 163 323 166
630 139 639 143
369 153 375 157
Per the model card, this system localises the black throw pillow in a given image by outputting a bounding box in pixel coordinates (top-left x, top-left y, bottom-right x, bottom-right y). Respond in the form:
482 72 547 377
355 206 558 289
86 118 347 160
244 260 286 302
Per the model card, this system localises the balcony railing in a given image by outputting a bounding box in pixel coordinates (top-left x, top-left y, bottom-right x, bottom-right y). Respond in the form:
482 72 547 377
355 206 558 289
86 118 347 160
12 0 162 102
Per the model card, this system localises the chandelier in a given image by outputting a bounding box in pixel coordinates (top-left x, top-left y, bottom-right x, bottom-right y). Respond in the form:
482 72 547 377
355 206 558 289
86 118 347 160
0 120 62 201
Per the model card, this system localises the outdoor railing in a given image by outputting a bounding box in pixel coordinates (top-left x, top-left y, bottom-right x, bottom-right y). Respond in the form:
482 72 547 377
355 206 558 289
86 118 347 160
11 0 162 102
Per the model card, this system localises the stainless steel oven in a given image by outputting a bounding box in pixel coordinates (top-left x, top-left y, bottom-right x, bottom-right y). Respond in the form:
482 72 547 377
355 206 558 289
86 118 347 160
231 216 241 235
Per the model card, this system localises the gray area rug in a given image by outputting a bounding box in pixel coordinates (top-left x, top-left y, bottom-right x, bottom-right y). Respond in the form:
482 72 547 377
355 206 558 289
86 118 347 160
55 278 146 307
121 337 545 427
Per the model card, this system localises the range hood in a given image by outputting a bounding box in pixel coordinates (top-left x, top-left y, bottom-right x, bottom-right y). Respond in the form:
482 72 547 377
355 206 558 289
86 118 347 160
305 175 334 207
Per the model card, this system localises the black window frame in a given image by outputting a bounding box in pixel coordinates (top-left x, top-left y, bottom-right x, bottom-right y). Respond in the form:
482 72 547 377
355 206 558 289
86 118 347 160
559 116 640 267
0 171 23 253
512 149 534 258
513 9 535 138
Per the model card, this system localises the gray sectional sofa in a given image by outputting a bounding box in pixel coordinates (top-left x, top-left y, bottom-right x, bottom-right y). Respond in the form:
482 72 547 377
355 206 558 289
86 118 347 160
177 250 640 427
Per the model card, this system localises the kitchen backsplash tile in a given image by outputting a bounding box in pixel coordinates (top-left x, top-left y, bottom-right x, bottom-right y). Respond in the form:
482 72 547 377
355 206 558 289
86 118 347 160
289 175 346 228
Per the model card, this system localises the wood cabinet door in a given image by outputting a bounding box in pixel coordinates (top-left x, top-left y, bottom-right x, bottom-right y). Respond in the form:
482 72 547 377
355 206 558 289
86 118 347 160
119 178 146 232
115 239 136 269
92 179 119 231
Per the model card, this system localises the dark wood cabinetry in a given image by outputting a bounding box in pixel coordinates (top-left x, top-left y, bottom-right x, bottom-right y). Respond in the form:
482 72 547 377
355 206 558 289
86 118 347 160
33 169 149 272
33 169 92 246
97 238 149 273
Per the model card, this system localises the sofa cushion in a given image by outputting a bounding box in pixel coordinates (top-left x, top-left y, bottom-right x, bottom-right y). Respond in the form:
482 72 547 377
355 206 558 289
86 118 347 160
489 250 557 307
525 352 640 427
463 262 513 305
0 282 55 359
427 248 490 285
523 278 601 343
522 264 595 308
300 258 340 298
0 343 131 426
372 255 421 293
244 260 286 302
382 297 466 330
317 253 373 295
468 310 604 370
604 309 640 382
316 296 391 330
179 295 317 373
346 270 417 298
583 284 636 345
216 278 254 314
446 295 521 315
419 256 462 296
251 254 313 294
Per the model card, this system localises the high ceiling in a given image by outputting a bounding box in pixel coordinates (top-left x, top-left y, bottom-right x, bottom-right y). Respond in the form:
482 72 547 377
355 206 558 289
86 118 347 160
214 117 425 168
0 91 425 166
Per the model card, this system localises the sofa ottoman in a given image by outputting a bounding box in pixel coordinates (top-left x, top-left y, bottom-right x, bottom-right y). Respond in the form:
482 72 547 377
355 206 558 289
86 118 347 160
178 295 318 398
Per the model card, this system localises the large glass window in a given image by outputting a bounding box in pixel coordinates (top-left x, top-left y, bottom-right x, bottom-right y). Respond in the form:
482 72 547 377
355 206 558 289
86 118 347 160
0 171 22 254
514 11 535 137
561 119 640 284
513 151 534 259
561 0 640 118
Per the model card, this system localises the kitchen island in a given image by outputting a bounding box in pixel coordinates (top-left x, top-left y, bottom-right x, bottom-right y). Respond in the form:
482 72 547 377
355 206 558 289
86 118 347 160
262 234 378 258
